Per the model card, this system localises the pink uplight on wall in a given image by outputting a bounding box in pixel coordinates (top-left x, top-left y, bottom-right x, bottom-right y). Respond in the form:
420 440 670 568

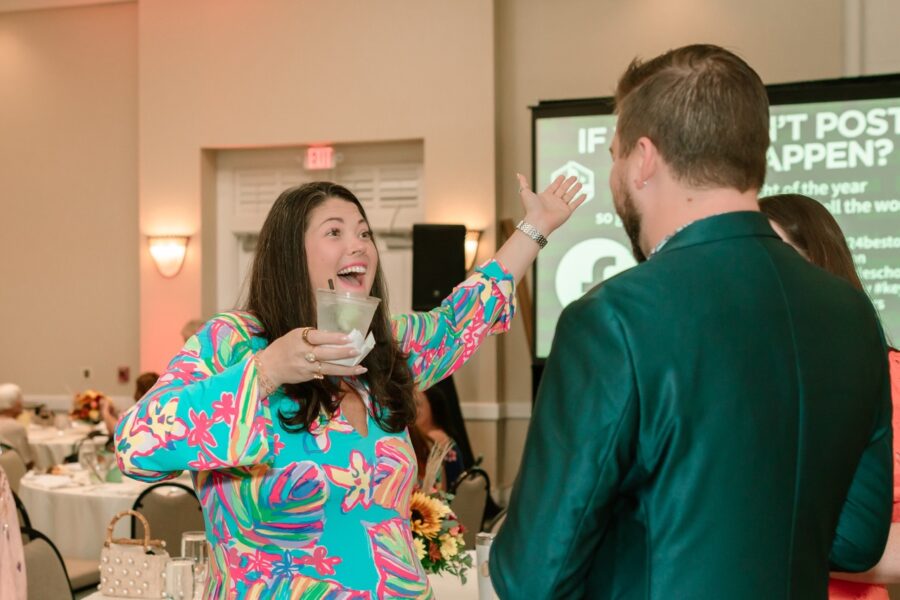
147 236 190 278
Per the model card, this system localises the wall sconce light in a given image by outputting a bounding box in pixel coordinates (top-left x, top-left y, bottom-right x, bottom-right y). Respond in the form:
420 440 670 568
147 236 190 278
464 229 482 271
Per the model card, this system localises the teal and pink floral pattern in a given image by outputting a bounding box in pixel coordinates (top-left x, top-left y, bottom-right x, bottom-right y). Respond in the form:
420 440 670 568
115 261 514 598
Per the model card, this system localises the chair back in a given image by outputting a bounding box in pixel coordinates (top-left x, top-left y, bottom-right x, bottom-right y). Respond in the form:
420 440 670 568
131 482 205 553
21 527 75 600
0 445 27 494
488 508 507 535
12 489 31 546
449 467 490 550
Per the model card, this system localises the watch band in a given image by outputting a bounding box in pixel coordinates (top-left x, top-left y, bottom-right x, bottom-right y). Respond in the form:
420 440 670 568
516 220 548 249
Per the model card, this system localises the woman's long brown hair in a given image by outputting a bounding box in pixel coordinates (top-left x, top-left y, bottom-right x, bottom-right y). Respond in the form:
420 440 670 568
244 182 416 433
759 194 864 290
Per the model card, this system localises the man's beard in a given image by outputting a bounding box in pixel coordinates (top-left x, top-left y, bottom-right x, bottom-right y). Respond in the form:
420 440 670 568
613 181 648 263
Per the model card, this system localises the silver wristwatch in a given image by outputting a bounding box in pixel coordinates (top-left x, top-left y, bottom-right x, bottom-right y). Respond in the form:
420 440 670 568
516 220 548 249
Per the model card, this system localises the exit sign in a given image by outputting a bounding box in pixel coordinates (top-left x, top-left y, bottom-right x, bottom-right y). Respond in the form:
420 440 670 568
305 146 335 170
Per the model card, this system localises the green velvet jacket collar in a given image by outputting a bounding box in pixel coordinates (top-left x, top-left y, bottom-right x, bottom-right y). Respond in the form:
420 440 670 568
654 210 781 258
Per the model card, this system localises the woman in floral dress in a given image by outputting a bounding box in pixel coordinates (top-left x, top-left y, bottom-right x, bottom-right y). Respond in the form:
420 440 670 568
115 176 584 598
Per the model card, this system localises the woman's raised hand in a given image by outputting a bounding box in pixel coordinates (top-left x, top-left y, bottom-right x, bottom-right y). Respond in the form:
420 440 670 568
256 328 366 388
517 173 587 236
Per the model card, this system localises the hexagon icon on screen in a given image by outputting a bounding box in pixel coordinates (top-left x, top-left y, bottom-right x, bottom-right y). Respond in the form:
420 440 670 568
550 161 595 204
555 238 637 307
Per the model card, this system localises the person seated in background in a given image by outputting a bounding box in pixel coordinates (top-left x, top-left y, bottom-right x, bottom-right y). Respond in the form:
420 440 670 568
100 371 159 440
761 193 900 600
0 383 33 468
180 318 205 343
415 387 467 488
133 371 161 402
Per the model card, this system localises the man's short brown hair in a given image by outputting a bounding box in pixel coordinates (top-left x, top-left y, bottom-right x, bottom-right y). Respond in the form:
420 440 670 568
615 44 769 192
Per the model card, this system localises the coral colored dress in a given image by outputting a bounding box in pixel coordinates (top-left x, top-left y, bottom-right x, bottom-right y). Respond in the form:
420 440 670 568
114 261 513 599
0 469 26 600
829 350 900 600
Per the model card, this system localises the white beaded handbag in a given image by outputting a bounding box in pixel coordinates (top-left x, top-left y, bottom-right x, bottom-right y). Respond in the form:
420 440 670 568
99 510 170 598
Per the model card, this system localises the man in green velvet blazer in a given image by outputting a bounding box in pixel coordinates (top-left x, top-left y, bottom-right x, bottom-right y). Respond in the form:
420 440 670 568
490 45 892 599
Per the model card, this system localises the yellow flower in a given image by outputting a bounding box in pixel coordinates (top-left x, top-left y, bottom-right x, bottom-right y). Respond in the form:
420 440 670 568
413 537 426 560
439 533 458 560
410 491 448 539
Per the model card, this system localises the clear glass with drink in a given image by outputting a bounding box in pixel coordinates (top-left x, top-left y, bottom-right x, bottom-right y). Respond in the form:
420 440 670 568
315 289 380 335
164 557 195 600
180 531 208 598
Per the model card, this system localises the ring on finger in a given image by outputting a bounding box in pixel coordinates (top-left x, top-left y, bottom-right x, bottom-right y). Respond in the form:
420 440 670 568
305 351 317 363
313 362 324 380
300 327 313 343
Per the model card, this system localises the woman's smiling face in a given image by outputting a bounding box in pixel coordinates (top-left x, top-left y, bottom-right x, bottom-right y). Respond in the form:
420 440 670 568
304 196 378 295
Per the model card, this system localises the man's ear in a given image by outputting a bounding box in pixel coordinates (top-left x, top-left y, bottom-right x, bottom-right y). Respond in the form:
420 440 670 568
634 137 659 189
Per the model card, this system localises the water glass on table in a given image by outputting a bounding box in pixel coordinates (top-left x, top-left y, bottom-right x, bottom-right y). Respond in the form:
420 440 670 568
181 531 208 597
164 557 195 600
476 532 499 600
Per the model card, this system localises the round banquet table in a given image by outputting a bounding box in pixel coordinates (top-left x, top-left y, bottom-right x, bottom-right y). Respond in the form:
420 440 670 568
26 422 106 470
18 468 193 561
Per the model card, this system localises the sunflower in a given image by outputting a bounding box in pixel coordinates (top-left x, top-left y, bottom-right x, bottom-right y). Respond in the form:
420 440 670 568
410 491 448 539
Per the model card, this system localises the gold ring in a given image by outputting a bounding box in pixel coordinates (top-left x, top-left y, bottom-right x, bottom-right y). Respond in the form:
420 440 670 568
300 327 313 343
305 351 317 363
313 362 324 380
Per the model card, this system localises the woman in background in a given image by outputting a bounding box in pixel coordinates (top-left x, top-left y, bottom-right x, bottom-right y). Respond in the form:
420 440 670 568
761 193 900 600
99 371 159 439
415 387 467 488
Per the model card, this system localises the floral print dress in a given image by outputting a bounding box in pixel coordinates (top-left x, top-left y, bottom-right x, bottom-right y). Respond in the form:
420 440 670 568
114 261 513 599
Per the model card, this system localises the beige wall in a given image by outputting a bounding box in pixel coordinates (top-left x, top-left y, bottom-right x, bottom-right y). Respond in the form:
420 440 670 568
0 3 138 396
494 0 846 489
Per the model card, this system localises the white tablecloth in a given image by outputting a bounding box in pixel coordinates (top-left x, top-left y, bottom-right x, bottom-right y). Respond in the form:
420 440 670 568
26 423 105 470
18 468 187 561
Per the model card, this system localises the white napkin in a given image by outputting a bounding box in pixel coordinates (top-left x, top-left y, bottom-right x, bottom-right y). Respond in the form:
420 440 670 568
25 474 74 489
324 329 376 367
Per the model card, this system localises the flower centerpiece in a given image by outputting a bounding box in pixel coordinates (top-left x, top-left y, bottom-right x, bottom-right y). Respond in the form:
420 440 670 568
410 438 473 583
70 389 107 424
410 489 472 582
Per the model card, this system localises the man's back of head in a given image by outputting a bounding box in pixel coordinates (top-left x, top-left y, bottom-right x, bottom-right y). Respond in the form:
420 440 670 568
614 44 769 193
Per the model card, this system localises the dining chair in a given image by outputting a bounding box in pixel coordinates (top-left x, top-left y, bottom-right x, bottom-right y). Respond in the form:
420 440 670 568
0 444 27 494
487 507 507 536
449 467 491 550
21 527 76 600
12 489 30 529
131 481 205 553
15 487 100 591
